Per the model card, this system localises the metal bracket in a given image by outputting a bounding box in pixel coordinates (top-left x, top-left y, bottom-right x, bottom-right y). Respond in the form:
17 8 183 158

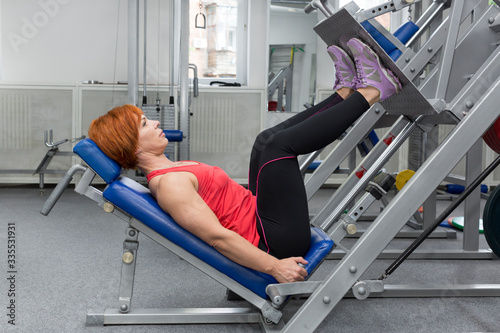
266 281 323 308
118 227 140 313
351 280 385 300
489 11 500 32
355 0 421 22
260 302 284 325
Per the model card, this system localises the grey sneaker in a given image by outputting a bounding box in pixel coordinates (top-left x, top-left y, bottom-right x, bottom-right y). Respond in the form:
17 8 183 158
346 38 402 101
327 44 358 90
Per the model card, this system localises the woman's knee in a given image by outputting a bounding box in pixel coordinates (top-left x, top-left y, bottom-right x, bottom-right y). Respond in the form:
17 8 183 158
263 131 294 156
251 129 272 154
253 122 289 151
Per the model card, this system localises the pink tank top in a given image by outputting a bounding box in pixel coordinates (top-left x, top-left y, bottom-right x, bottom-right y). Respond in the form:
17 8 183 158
147 163 260 247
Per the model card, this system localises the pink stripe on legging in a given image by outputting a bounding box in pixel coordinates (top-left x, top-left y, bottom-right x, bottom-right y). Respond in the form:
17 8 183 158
254 155 296 253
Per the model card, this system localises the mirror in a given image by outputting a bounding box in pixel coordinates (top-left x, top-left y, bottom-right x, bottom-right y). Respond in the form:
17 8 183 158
268 2 318 112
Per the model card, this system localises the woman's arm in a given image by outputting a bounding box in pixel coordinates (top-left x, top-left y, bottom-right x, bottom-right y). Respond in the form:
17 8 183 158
153 172 308 283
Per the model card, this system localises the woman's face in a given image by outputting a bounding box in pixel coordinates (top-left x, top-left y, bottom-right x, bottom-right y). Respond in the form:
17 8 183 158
137 114 168 153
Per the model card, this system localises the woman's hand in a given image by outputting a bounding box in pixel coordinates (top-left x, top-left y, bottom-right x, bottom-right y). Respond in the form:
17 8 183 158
271 257 308 283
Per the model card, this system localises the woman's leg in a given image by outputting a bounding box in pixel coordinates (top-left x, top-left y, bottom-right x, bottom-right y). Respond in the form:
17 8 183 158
255 92 370 258
248 92 344 195
254 39 402 258
249 42 360 195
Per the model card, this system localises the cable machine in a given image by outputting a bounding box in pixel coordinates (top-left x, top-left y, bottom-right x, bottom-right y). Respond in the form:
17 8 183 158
127 0 191 161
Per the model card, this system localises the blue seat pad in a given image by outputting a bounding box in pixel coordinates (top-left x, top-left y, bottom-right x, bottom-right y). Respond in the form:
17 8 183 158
103 177 334 299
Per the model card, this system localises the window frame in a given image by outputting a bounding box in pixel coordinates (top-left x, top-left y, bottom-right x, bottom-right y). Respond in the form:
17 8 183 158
190 0 248 86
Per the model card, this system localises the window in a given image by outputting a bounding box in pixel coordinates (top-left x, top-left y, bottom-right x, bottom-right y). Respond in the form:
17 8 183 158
189 0 247 85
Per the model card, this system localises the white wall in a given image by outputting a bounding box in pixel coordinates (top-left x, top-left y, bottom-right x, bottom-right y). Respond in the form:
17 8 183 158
0 0 273 183
0 2 2 79
0 0 270 87
269 7 317 46
2 0 128 84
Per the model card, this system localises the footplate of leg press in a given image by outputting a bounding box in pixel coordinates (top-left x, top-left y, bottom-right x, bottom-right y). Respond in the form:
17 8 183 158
315 8 436 116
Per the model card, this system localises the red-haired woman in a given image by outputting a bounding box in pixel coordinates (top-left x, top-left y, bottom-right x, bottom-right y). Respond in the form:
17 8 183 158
89 39 401 282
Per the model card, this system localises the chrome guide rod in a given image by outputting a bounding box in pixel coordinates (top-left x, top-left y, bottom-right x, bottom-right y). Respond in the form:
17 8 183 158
170 0 175 104
314 116 416 231
406 1 446 48
142 0 147 104
178 0 190 160
128 0 139 106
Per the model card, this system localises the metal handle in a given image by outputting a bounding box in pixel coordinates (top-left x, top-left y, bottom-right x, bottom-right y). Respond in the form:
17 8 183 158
40 165 87 216
44 129 68 148
188 64 199 97
304 0 335 17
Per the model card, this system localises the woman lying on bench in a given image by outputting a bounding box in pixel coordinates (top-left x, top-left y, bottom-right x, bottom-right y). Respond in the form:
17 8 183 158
88 38 401 284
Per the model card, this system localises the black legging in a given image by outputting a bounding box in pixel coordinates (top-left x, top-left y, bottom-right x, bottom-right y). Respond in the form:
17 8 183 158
249 91 370 259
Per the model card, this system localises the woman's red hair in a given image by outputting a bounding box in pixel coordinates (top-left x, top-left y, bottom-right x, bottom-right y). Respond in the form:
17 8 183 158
88 105 143 169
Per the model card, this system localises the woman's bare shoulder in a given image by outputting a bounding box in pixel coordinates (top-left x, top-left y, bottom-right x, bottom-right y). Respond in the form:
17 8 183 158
149 171 198 197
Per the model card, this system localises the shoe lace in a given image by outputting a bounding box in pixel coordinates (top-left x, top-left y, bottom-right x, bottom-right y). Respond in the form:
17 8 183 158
333 68 341 85
354 58 367 83
334 62 346 85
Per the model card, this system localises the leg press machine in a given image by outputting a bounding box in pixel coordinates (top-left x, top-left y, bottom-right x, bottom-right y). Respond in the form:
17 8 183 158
42 0 500 332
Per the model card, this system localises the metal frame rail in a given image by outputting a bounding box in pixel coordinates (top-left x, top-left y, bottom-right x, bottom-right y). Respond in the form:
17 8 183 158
304 0 500 260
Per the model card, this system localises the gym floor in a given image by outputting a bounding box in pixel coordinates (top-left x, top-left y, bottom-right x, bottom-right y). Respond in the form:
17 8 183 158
0 185 499 333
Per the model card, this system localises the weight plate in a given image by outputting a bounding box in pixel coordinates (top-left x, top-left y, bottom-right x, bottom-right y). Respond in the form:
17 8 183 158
483 185 500 256
483 118 500 154
449 216 484 234
395 170 415 191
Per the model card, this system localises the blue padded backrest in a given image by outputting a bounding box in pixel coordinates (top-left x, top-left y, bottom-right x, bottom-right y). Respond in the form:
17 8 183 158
394 21 419 45
74 138 122 184
362 20 419 61
361 21 397 57
163 130 183 142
